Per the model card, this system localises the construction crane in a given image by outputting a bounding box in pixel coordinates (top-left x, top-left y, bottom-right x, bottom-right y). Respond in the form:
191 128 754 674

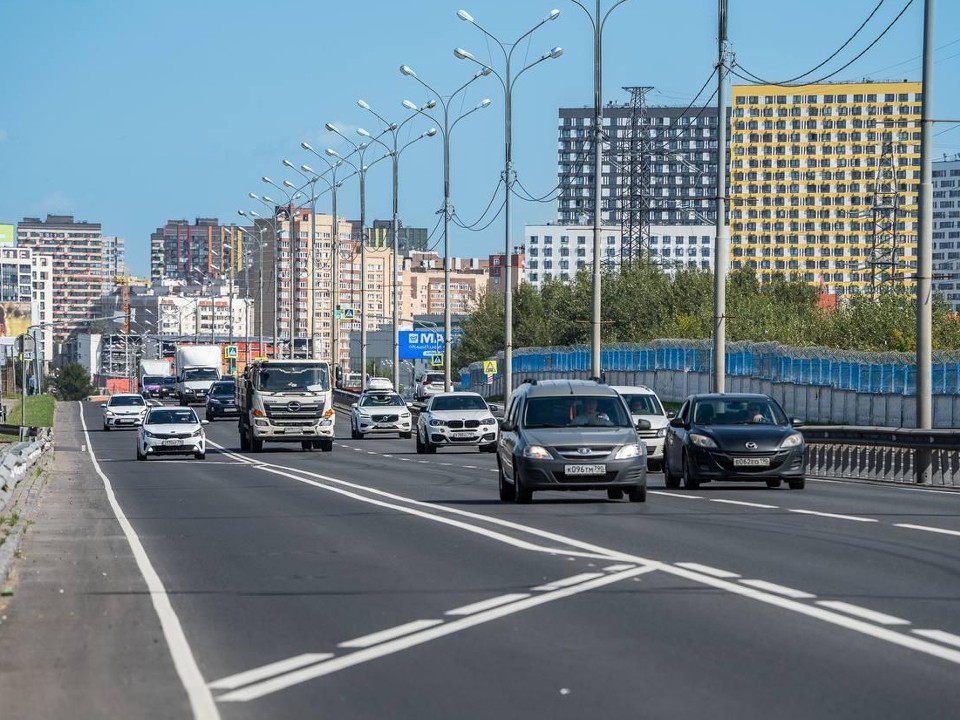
113 273 151 333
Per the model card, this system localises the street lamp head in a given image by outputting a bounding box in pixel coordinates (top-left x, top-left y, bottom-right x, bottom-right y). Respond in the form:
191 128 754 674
301 164 315 174
453 48 474 61
402 99 417 110
237 210 247 217
301 141 314 151
389 122 398 130
425 128 438 137
399 64 416 77
282 159 295 169
457 9 474 23
479 98 492 109
426 99 438 109
357 99 370 109
248 192 259 200
249 210 261 218
283 180 295 188
263 195 275 204
261 176 273 185
546 8 560 21
324 122 338 133
357 127 371 137
325 148 340 158
545 46 563 60
475 66 493 78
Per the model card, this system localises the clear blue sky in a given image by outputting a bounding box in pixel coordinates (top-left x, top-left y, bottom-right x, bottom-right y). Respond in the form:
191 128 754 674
1 0 958 277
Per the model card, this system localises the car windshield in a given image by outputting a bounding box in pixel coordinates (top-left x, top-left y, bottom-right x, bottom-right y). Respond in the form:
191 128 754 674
359 393 404 407
257 363 330 392
146 409 198 425
523 395 632 429
142 376 163 386
431 395 488 412
691 398 788 426
108 396 145 407
161 377 177 385
209 382 235 398
622 393 664 416
184 368 219 381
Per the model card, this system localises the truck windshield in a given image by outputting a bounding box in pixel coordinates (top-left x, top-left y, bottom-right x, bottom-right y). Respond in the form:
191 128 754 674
184 368 219 381
142 376 163 386
257 364 330 393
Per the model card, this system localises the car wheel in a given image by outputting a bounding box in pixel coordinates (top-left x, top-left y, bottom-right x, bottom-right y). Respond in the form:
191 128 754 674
607 488 624 500
239 428 250 450
514 469 533 505
481 442 497 453
498 463 515 502
319 438 333 452
663 459 681 489
416 429 425 454
788 478 805 490
766 479 782 489
400 431 412 440
136 445 146 461
301 440 313 451
628 484 647 503
251 435 263 453
682 452 700 490
195 450 205 460
103 423 110 432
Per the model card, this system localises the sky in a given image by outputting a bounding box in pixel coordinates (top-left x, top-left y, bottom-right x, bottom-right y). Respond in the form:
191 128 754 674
1 0 958 278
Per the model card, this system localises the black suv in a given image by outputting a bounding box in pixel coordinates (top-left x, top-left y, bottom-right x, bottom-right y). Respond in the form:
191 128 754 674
496 379 648 504
205 380 238 421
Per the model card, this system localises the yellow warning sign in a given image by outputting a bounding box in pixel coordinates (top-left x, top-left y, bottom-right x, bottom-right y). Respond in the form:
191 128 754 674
483 360 498 374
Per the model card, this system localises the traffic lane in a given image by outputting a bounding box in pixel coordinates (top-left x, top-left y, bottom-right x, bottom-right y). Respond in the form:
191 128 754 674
221 431 960 643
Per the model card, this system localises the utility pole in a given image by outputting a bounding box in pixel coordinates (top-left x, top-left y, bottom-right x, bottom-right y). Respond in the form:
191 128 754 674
713 0 730 394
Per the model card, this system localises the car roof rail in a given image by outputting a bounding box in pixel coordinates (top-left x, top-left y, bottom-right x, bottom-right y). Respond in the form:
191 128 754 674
587 374 607 384
522 378 537 385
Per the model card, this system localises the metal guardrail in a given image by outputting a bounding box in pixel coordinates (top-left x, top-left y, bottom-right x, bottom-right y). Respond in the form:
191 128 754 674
802 426 960 488
0 428 54 516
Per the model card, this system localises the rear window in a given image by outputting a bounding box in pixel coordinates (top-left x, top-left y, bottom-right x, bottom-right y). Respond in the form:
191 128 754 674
425 373 444 383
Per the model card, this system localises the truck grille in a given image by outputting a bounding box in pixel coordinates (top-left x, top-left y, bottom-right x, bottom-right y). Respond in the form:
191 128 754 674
265 401 323 420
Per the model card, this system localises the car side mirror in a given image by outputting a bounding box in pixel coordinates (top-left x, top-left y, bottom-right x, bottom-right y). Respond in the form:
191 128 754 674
666 411 676 419
100 403 107 408
669 417 687 429
351 403 357 408
201 420 210 425
790 417 804 428
499 420 515 432
635 418 652 431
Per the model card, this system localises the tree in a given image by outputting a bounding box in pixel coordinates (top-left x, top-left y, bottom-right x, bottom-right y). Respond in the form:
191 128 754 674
56 362 96 401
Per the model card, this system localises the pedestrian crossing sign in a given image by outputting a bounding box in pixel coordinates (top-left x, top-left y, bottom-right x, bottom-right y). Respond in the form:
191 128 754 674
483 360 498 375
431 353 443 367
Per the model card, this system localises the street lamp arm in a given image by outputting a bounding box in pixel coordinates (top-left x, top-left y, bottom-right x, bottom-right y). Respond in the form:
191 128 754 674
506 10 561 64
512 48 563 86
449 100 492 134
397 129 436 156
567 0 598 30
454 51 506 93
599 0 631 33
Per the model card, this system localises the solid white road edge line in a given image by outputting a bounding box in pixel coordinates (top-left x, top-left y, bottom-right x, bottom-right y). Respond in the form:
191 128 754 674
815 601 911 626
78 402 220 720
446 593 531 616
532 572 606 591
675 562 741 579
216 566 657 702
739 579 815 599
912 629 960 648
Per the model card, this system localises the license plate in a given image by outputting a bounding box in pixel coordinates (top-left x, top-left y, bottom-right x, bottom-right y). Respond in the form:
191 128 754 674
118 419 135 425
733 457 771 467
452 432 474 439
377 423 397 429
162 439 182 446
565 464 606 476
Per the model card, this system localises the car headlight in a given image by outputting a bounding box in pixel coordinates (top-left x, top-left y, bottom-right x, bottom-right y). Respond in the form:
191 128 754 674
358 412 371 419
615 444 643 459
430 418 446 427
400 412 411 419
522 445 551 459
690 433 719 449
104 411 115 417
209 399 221 405
143 429 156 438
779 433 804 449
655 427 666 438
481 417 496 425
191 428 203 437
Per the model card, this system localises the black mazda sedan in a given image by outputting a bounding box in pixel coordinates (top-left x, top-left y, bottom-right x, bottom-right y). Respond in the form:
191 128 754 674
663 393 806 490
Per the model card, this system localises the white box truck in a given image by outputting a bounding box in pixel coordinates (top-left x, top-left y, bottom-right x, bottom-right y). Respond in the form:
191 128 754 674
139 358 173 398
175 345 222 405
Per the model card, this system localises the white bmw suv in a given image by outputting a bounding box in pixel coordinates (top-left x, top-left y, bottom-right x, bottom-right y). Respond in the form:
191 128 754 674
416 392 499 454
611 385 670 471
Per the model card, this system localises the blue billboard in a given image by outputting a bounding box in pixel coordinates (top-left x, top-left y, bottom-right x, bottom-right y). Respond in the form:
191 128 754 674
399 330 444 359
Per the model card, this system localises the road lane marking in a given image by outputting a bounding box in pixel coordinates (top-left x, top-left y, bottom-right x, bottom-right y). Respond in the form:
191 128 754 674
739 579 815 599
532 572 605 591
675 563 741 579
78 403 220 720
446 593 531 616
815 601 911 626
603 564 635 572
338 620 443 648
209 654 333 690
216 565 656 702
649 491 704 500
789 509 877 523
913 629 960 648
894 523 960 537
710 499 780 509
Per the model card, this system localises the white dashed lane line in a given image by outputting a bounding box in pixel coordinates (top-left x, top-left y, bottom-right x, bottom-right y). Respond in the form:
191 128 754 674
739 579 816 599
710 499 780 509
674 562 740 579
815 601 911 626
789 509 878 523
894 523 960 537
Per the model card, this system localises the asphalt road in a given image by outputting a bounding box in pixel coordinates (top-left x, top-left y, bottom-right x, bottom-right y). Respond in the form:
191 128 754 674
3 400 960 719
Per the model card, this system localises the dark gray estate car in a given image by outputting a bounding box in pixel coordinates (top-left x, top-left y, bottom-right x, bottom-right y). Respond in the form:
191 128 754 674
496 379 648 504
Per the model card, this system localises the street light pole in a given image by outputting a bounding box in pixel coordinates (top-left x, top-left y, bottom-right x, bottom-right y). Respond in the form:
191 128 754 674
399 67 491 391
713 0 730 393
237 214 267 360
455 7 562 405
357 98 438 391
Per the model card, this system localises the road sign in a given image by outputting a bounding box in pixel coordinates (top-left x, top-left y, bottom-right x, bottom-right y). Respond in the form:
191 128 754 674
399 330 445 359
483 360 498 375
224 345 238 359
430 353 444 367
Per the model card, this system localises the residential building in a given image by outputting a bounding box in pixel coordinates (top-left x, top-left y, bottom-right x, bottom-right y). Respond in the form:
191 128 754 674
933 155 960 310
17 214 106 349
102 235 126 286
400 252 488 320
0 246 54 362
370 219 429 252
557 97 719 260
524 224 622 289
486 250 525 297
150 218 235 284
728 80 922 294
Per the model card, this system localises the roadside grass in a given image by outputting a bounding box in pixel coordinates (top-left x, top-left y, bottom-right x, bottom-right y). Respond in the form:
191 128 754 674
1 394 55 441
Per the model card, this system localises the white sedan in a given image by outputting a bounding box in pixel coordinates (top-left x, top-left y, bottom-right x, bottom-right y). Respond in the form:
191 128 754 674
350 391 412 439
416 392 499 454
102 393 148 430
137 407 208 460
